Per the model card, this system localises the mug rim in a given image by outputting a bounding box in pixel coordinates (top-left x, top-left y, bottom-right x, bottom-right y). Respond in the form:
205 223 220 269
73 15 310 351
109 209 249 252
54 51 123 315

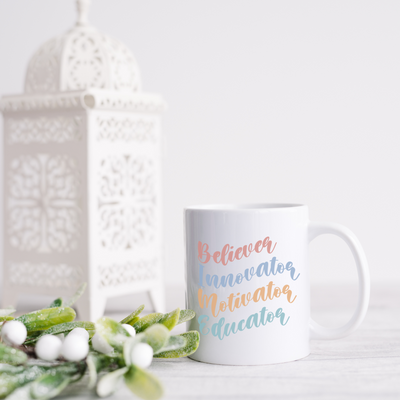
185 203 306 211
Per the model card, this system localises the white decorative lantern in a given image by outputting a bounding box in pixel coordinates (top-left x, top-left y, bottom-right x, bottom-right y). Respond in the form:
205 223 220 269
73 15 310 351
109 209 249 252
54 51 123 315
0 0 166 320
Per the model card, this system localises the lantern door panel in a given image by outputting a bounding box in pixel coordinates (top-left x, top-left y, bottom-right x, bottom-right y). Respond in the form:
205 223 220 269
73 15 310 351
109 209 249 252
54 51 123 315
88 110 163 302
2 110 88 305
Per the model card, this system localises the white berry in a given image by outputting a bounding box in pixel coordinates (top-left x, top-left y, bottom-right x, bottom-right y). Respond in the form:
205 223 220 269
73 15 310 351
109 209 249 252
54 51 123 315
92 332 113 355
130 343 153 369
35 335 63 361
1 321 27 346
122 324 136 337
69 327 89 341
61 334 89 361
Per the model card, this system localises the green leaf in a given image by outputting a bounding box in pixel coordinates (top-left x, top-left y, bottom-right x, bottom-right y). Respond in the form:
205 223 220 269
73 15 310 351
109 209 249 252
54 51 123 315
5 382 34 400
96 317 130 352
64 283 87 307
0 373 20 399
123 324 169 366
49 298 63 308
158 308 180 331
141 324 170 353
177 309 196 325
30 372 71 400
123 337 136 366
24 331 42 343
15 307 76 333
0 365 48 399
53 362 84 376
86 354 98 390
153 331 200 359
154 335 186 355
0 308 16 317
86 353 101 389
0 343 28 366
96 367 128 398
132 313 163 334
120 305 145 325
86 352 124 389
0 364 25 374
0 316 14 322
124 365 163 400
24 321 95 345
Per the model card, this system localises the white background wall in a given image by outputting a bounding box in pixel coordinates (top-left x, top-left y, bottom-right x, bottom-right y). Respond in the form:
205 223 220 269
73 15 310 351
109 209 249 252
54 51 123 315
0 0 399 292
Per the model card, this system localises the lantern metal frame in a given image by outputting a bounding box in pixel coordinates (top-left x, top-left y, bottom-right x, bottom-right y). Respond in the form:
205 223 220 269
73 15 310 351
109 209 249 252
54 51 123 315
0 1 166 320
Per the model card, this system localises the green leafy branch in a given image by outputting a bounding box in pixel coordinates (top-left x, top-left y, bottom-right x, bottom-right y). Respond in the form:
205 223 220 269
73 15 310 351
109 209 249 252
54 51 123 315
0 284 199 400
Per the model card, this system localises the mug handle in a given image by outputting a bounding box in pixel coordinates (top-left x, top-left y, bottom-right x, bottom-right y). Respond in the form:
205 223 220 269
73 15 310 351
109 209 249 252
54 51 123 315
308 222 370 339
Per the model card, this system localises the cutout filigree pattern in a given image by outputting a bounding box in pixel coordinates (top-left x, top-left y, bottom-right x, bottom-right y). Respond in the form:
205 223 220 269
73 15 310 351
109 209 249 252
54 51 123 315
99 156 155 200
25 36 64 93
0 94 83 112
0 93 165 113
63 29 108 91
99 259 157 288
95 93 165 113
24 25 141 94
96 116 155 142
8 155 81 252
6 116 83 144
104 35 141 92
9 262 83 289
99 205 155 250
98 155 156 250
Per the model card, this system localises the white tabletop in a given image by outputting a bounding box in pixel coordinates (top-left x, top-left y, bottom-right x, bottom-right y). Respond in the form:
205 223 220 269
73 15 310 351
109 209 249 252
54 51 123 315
49 283 400 400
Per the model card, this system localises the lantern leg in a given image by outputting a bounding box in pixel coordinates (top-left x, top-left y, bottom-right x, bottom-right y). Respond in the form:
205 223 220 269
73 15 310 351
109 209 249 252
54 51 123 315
75 291 107 322
149 282 166 313
2 289 19 309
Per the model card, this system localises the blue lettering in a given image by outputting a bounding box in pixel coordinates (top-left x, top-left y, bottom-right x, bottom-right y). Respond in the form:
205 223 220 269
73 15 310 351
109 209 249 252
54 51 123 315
200 307 291 341
201 259 297 289
285 262 300 280
260 307 268 325
238 319 246 331
267 312 275 322
244 267 255 281
211 318 225 340
256 262 266 277
206 274 221 288
235 273 243 285
198 315 210 335
275 308 290 325
220 274 234 287
277 263 285 273
270 257 277 275
225 322 239 336
246 313 260 329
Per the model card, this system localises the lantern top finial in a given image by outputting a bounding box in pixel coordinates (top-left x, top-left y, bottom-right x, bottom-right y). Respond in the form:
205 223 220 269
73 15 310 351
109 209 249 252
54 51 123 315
24 0 142 94
76 0 91 26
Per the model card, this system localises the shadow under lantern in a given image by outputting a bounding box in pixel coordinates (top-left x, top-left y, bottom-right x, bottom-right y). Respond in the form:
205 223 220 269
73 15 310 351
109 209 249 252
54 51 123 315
0 0 166 320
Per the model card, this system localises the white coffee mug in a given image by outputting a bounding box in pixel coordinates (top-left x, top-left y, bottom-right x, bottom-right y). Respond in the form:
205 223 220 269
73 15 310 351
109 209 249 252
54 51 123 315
184 204 369 365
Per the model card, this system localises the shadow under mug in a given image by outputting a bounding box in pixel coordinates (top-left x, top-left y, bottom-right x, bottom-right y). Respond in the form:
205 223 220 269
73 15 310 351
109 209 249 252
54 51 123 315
184 204 370 365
